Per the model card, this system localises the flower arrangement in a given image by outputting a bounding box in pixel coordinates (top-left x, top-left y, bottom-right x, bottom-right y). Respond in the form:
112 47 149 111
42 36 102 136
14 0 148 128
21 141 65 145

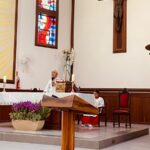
9 101 51 121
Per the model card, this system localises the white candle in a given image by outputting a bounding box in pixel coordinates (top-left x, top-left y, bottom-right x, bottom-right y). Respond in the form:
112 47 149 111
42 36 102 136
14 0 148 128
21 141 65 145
3 76 7 83
71 74 75 82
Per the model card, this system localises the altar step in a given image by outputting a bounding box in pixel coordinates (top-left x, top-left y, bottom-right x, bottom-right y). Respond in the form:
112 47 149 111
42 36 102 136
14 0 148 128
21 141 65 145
0 122 149 149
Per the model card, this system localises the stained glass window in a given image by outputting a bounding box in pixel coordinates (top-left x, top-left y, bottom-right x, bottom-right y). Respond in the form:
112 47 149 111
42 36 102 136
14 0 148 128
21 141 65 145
38 14 56 46
38 0 57 11
35 0 58 48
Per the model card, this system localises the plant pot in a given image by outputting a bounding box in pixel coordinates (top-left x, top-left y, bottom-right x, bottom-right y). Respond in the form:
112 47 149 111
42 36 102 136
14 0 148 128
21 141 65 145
12 120 45 131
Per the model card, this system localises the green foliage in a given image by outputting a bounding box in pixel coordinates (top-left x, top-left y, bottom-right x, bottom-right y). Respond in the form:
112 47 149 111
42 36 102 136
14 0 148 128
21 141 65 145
9 106 51 121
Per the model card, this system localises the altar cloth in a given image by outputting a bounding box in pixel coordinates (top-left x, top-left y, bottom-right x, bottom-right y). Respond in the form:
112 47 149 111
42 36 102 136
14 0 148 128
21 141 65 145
0 92 94 105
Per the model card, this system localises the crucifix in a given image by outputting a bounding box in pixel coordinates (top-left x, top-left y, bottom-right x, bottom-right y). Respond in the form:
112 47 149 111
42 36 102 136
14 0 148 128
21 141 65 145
113 0 127 53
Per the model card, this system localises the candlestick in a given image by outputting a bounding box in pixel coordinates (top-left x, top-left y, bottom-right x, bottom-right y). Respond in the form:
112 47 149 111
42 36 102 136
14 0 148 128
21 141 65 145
3 75 7 83
3 82 6 92
71 81 75 93
71 74 75 82
3 76 7 92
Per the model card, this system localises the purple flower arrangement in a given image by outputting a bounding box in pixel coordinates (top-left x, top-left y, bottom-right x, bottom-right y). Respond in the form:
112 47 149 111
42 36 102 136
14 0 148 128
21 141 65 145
9 101 51 121
12 101 41 112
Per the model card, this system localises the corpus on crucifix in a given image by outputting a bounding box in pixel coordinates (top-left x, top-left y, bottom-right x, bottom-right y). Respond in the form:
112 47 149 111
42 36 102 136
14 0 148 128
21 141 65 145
113 0 127 53
114 0 123 32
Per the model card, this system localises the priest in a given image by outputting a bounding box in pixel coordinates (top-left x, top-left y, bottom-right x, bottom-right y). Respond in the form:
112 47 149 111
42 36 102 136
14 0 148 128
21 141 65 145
44 70 58 93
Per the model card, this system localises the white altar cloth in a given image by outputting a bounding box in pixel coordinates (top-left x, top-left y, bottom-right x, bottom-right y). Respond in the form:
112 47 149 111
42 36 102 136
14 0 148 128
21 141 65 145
0 92 43 105
0 92 94 105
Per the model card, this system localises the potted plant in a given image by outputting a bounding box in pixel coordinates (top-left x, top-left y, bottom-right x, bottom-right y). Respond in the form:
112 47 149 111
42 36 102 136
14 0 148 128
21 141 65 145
9 101 51 131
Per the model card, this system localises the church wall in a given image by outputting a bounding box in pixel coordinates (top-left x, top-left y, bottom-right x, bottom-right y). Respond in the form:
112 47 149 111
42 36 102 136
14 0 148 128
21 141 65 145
74 0 150 88
0 0 71 90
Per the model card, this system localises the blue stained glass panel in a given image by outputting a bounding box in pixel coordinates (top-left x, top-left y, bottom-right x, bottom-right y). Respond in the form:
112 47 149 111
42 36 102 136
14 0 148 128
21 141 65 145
37 14 56 46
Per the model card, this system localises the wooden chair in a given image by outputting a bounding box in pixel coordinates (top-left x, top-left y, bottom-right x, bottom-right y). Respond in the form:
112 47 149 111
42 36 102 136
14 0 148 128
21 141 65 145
76 113 83 125
98 102 107 127
113 89 131 128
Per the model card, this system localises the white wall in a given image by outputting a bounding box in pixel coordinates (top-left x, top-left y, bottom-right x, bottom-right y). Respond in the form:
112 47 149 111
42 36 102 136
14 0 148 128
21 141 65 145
0 0 71 90
74 0 150 88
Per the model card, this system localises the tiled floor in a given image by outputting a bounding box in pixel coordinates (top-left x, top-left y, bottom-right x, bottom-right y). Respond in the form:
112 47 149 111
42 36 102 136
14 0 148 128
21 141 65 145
0 123 149 150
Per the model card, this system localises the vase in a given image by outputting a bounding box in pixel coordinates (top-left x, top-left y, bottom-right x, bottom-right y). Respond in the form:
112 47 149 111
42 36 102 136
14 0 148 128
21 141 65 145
11 120 45 131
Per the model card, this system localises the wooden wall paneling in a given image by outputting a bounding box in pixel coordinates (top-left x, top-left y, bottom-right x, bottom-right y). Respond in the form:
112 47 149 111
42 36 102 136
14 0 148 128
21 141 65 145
0 105 11 122
130 94 144 123
100 93 119 122
143 99 150 123
80 88 150 124
131 93 150 124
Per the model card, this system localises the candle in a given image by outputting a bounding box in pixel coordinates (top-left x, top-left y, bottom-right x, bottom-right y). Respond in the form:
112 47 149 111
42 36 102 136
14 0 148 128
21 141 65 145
3 76 7 83
71 74 75 82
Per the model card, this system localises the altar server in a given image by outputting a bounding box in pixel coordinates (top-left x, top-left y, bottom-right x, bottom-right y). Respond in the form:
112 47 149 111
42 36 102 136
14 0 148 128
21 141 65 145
81 90 104 127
